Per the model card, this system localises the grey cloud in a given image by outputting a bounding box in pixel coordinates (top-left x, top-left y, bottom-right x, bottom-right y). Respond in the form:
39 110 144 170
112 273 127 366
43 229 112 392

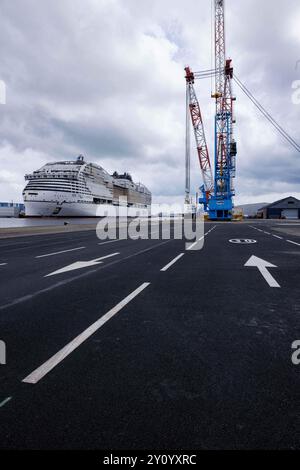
0 0 299 204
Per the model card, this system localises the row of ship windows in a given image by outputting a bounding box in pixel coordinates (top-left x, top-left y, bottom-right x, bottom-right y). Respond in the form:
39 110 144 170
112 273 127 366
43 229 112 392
28 178 86 184
26 188 91 195
26 182 88 189
26 183 89 191
26 182 110 190
27 179 86 185
26 185 88 191
32 173 78 177
25 187 111 196
28 176 109 186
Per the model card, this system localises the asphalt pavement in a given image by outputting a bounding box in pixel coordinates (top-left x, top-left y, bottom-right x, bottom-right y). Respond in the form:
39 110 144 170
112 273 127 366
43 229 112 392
0 219 299 449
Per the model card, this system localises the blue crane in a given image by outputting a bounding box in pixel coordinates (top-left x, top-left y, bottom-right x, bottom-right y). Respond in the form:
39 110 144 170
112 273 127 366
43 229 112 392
185 0 237 221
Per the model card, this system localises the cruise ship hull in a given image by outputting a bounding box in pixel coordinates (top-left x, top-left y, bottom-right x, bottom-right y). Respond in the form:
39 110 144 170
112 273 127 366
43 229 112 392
25 201 150 217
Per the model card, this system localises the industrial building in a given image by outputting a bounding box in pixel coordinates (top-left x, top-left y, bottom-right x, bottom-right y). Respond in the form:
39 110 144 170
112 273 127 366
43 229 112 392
0 202 24 217
257 196 300 219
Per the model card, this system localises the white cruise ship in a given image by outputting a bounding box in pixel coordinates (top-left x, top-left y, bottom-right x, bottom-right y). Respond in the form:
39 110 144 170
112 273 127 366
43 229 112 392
23 155 151 217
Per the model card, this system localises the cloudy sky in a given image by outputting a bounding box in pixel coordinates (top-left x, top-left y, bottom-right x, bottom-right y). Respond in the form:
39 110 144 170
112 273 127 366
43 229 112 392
0 0 299 206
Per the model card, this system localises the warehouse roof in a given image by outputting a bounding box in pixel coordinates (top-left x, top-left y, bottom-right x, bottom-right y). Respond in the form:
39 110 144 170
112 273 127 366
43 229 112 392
258 196 300 211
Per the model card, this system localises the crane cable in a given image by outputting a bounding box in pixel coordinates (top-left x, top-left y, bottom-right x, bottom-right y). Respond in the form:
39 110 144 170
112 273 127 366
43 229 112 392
192 69 300 153
233 75 300 153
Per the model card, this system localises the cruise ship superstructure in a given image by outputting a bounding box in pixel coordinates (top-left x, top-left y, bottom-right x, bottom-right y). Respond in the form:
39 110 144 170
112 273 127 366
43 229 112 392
23 155 151 217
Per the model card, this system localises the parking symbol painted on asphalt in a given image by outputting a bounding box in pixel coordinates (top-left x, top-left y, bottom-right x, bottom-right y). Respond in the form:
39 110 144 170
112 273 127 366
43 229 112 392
229 239 257 244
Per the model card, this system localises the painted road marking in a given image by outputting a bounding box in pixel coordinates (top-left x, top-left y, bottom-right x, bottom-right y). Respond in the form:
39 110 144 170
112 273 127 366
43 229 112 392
0 397 12 408
287 240 300 246
0 240 171 312
98 239 121 246
187 236 204 251
45 252 120 277
161 253 185 272
0 263 7 266
246 226 300 247
187 225 217 251
230 239 257 244
36 246 86 259
131 230 171 239
98 230 161 243
22 282 151 384
244 255 280 288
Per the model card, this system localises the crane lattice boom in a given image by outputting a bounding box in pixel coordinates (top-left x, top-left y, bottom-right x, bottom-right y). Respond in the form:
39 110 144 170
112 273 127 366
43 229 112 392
185 67 214 197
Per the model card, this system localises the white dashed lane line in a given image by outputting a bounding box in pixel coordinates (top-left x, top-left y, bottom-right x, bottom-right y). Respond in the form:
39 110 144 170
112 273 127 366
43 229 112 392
187 236 204 251
187 225 217 251
98 230 168 243
22 282 151 384
249 225 300 247
287 240 300 247
161 253 185 272
36 246 86 259
0 263 7 266
0 397 12 408
98 239 121 246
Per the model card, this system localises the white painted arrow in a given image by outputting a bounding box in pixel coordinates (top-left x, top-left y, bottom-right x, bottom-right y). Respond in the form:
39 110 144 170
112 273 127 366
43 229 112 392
244 255 280 288
45 252 120 277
